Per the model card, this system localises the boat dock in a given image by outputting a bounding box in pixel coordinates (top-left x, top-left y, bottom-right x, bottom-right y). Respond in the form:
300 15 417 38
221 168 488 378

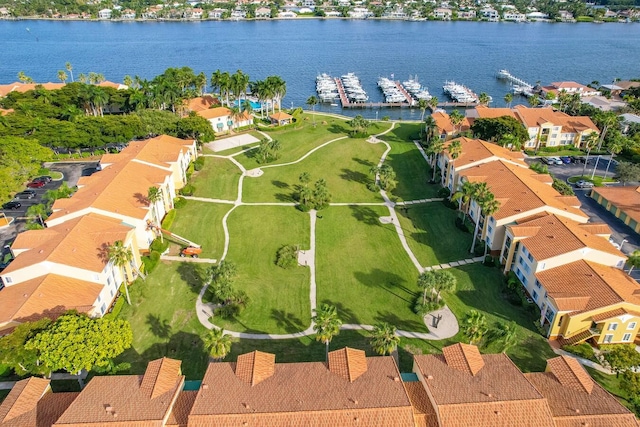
496 69 533 89
394 81 415 105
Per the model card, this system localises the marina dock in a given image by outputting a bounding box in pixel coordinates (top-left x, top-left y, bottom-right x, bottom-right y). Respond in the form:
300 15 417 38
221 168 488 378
394 81 415 105
496 69 533 89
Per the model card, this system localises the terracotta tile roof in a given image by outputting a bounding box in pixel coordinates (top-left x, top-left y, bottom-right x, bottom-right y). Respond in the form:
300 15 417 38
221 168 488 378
166 391 196 427
0 274 102 325
269 111 293 120
514 105 599 134
36 393 80 427
235 351 275 386
121 136 194 168
96 81 126 90
189 350 414 426
550 81 592 90
526 357 639 426
5 214 133 275
536 260 640 313
54 358 184 426
442 343 485 376
431 111 470 134
0 377 50 424
0 108 13 116
443 137 526 169
0 82 65 97
460 160 588 221
592 186 640 226
47 160 170 222
591 307 640 322
197 106 231 120
578 223 612 236
470 105 518 120
507 214 623 261
414 346 555 427
184 96 217 113
328 347 368 382
403 382 439 427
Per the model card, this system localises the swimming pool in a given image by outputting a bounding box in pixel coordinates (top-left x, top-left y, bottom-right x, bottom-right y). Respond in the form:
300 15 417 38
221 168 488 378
234 100 262 110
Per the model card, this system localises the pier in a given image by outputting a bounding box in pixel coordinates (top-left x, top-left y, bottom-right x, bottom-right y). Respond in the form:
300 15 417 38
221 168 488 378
394 81 415 106
496 70 533 89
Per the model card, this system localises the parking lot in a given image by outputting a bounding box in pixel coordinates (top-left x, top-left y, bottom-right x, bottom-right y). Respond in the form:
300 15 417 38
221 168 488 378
0 161 99 249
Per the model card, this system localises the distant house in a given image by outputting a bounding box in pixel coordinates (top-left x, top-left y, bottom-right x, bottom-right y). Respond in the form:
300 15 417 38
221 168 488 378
558 9 574 21
526 11 549 19
480 7 499 20
503 11 526 21
120 9 136 19
457 9 476 19
433 8 452 19
621 113 640 134
198 107 253 133
542 81 601 98
270 111 293 126
278 10 297 18
255 7 271 17
98 8 112 19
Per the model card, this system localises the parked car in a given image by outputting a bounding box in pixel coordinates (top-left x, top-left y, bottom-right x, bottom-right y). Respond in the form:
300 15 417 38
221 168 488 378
548 157 564 165
575 180 594 188
541 157 552 165
14 191 36 199
570 156 585 164
2 201 21 209
26 180 46 188
560 156 572 164
33 176 52 183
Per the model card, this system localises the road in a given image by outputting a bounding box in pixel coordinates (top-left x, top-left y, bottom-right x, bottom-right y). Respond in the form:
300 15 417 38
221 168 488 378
0 162 98 249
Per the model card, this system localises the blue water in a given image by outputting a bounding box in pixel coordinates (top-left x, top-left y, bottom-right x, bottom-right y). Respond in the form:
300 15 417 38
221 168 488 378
234 99 262 109
1 20 639 118
401 372 419 382
183 380 201 390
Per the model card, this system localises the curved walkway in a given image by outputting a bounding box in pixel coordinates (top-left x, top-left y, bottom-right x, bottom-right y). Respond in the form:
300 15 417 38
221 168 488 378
189 121 476 340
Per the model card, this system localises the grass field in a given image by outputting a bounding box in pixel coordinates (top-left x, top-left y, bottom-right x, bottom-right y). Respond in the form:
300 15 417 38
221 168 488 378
169 201 231 260
242 137 385 203
396 203 474 266
211 206 312 334
316 206 425 332
191 157 241 201
116 262 210 379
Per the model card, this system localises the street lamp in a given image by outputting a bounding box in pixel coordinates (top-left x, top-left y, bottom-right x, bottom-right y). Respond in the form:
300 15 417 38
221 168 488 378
375 111 378 121
620 239 628 252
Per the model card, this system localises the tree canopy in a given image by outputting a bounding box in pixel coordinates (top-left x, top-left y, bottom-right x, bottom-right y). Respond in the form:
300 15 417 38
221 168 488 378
470 116 529 146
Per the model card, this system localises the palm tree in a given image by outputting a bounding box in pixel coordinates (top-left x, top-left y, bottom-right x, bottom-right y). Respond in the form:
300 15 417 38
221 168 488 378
17 71 33 84
462 310 488 345
425 138 444 182
57 70 68 84
417 271 437 307
469 183 493 254
478 92 490 106
203 328 233 361
78 73 87 84
108 240 134 305
500 133 523 152
210 69 223 102
219 72 232 107
603 139 624 179
123 75 133 88
492 321 518 353
428 96 438 112
528 95 541 108
433 270 456 301
370 322 400 356
417 98 428 122
147 187 163 242
446 139 462 188
312 303 342 361
504 92 513 108
581 132 599 177
306 95 318 126
449 109 464 135
627 251 640 274
451 180 476 222
479 196 500 256
424 115 438 146
65 62 74 82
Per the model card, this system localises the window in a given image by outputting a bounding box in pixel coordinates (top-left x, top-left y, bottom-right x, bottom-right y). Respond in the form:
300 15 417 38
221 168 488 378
3 276 12 284
100 303 107 315
623 333 632 342
532 290 538 301
604 334 614 343
521 275 528 286
535 280 542 289
489 217 495 224
110 289 114 297
523 263 531 274
527 253 533 262
558 316 563 327
97 295 101 303
487 225 493 234
608 323 618 331
518 256 524 266
107 276 112 286
628 322 637 330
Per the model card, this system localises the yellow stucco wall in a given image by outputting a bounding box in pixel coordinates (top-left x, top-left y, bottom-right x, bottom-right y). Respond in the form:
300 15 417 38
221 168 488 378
549 303 640 344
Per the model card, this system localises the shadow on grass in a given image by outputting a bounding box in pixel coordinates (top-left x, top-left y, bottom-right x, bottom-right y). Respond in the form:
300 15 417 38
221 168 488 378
354 269 413 303
319 300 358 324
374 310 424 332
348 205 381 226
146 314 172 339
352 157 375 167
176 262 205 294
272 180 290 189
339 168 370 185
327 123 350 134
270 309 306 333
275 192 296 203
455 288 537 333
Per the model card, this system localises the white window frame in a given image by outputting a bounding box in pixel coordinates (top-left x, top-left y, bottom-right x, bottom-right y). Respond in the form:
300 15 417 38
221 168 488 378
604 334 614 343
628 322 637 330
608 323 618 331
623 333 632 342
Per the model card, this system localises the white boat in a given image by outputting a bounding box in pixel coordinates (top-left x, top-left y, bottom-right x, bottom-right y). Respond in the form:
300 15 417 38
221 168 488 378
497 69 511 79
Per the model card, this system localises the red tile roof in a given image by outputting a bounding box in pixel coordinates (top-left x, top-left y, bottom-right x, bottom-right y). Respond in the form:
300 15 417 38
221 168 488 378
235 351 275 386
442 137 526 169
54 358 184 427
442 343 485 376
166 391 196 427
189 348 414 426
328 347 368 382
592 186 640 226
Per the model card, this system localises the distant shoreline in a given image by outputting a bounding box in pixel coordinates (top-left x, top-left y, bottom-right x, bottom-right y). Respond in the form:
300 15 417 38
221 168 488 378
0 16 635 24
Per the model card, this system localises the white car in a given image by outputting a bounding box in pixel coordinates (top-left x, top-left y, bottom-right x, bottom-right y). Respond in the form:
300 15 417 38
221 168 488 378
548 157 564 165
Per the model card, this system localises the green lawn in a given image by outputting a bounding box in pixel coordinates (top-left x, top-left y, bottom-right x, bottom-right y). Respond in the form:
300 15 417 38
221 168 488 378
316 206 425 332
235 115 392 171
396 203 474 266
169 201 231 260
191 157 241 201
242 137 385 203
212 206 311 334
585 367 638 414
444 264 556 372
116 262 210 379
379 123 439 201
567 175 617 187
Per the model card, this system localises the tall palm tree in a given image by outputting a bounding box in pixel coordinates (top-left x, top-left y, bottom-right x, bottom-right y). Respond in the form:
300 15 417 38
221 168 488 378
370 322 400 356
581 132 599 177
147 186 163 243
425 138 445 182
462 310 487 345
424 115 438 146
469 183 493 254
219 72 232 107
492 321 518 353
449 109 464 135
433 270 456 301
57 70 68 84
603 139 624 179
428 96 438 112
627 251 640 274
65 62 74 82
108 240 134 305
480 197 501 256
306 95 318 126
78 73 87 84
123 75 133 88
417 98 428 122
17 71 33 84
446 139 462 188
504 92 513 108
210 69 223 101
417 271 437 307
203 328 233 361
195 71 207 96
478 92 490 106
528 95 541 108
312 303 342 361
451 180 476 222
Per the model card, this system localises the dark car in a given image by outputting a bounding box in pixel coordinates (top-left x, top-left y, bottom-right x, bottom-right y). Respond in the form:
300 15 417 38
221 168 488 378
560 156 572 164
33 176 52 183
570 156 585 164
14 191 36 199
27 180 46 188
2 201 21 209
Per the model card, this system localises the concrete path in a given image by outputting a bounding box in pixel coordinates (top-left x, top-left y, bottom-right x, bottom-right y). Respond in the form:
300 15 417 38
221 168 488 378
424 257 485 271
552 348 613 375
183 196 235 205
160 255 218 264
